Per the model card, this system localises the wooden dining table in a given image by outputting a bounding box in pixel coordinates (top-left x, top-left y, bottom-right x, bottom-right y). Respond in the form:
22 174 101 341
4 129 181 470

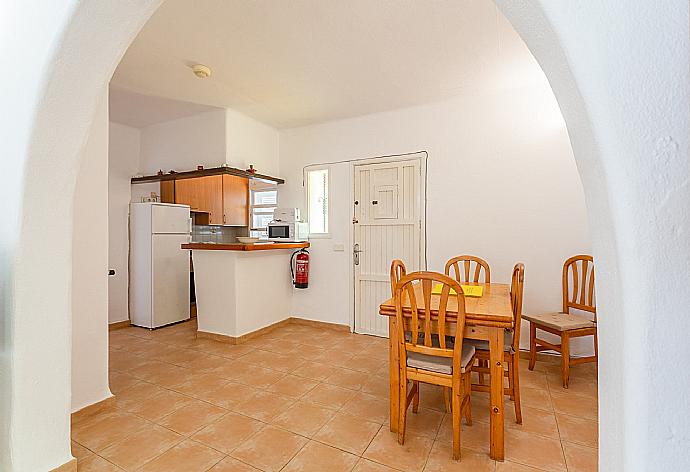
379 282 514 461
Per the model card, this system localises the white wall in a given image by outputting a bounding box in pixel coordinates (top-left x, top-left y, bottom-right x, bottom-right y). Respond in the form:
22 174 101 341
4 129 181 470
226 109 280 176
139 109 227 174
71 92 112 412
108 122 141 323
280 81 592 355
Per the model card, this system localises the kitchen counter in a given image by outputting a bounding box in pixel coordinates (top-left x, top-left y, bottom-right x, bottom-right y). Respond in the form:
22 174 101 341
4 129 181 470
185 241 308 342
182 242 309 251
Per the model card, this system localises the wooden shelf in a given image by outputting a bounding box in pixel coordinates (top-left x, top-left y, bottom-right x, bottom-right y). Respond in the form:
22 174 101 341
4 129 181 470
131 166 284 185
181 242 309 251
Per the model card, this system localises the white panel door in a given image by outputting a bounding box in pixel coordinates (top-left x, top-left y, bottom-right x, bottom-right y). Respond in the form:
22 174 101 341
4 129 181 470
353 159 422 337
151 234 190 328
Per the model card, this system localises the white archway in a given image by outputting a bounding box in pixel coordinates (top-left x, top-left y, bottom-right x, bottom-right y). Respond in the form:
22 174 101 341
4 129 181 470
0 1 687 471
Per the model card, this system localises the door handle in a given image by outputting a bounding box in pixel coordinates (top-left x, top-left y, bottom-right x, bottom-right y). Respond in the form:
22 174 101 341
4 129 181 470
353 243 364 265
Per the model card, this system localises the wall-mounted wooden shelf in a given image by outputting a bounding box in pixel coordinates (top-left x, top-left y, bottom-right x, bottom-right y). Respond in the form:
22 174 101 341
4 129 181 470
131 166 284 185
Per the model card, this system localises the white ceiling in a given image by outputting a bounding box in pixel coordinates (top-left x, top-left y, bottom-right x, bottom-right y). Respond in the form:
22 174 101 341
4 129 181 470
109 86 221 128
112 0 543 129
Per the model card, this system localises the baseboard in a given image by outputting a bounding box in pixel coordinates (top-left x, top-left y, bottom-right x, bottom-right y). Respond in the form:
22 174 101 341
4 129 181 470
518 349 561 363
50 458 77 472
108 320 131 331
71 396 116 424
288 317 350 332
197 317 350 344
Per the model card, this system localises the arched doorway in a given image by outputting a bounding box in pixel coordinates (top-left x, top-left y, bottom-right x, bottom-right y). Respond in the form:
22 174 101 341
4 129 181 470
1 1 687 471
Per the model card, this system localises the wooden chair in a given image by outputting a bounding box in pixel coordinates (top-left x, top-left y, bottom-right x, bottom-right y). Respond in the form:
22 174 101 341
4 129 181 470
523 255 597 388
470 263 525 424
445 255 491 384
394 271 475 460
445 255 491 284
390 259 407 295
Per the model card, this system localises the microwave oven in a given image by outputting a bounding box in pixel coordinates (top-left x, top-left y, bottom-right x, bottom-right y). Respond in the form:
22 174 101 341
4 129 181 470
267 221 309 242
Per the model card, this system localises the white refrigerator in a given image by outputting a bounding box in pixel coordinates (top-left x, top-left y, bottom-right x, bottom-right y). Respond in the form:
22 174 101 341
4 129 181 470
129 202 191 329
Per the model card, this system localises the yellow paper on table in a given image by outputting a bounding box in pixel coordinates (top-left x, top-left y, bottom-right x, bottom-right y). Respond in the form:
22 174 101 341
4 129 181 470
431 283 483 297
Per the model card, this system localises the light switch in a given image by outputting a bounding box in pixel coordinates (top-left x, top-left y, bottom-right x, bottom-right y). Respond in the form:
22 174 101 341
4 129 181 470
333 243 345 252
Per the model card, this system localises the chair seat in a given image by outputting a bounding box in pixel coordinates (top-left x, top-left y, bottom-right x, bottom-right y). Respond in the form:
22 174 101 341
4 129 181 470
406 344 475 375
523 312 596 331
466 330 514 353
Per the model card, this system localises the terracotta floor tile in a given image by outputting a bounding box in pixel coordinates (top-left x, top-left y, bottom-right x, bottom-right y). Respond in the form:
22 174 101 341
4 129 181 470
157 348 200 367
282 440 358 472
549 390 597 420
546 374 598 398
347 354 387 374
555 413 598 448
363 428 433 472
171 372 230 399
232 390 295 422
157 399 227 435
361 375 391 399
208 456 262 471
76 455 123 471
505 406 559 439
341 391 390 424
72 410 150 452
495 461 548 471
291 361 335 381
396 407 445 439
323 367 370 390
351 458 400 472
424 441 496 471
417 384 448 412
230 425 308 472
518 386 553 412
516 368 549 390
192 412 265 454
140 439 225 471
562 441 598 472
437 416 490 454
185 354 231 372
314 411 381 455
117 388 195 421
112 382 165 411
108 371 141 395
272 401 336 437
202 382 259 410
233 365 286 389
71 440 93 460
302 383 356 410
99 423 183 470
266 375 318 398
503 429 566 472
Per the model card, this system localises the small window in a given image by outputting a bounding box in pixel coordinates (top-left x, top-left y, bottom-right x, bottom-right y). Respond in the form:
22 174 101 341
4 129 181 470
306 167 329 236
249 181 278 238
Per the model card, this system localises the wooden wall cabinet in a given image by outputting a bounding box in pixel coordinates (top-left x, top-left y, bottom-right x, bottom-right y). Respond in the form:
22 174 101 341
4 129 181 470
164 175 249 226
222 174 249 226
174 175 224 225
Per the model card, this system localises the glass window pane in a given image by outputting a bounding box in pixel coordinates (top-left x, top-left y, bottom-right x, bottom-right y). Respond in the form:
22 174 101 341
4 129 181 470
253 190 277 205
307 169 328 234
252 214 275 230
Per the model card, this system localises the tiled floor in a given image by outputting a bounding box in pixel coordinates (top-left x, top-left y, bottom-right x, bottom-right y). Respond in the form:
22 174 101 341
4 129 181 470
72 319 598 471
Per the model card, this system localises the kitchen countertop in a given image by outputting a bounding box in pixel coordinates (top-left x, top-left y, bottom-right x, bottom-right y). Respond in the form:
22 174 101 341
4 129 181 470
181 242 310 251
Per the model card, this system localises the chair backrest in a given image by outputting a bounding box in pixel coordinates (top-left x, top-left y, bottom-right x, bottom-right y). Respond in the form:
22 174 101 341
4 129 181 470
394 271 467 377
562 255 596 316
444 255 491 284
510 263 525 352
390 259 407 296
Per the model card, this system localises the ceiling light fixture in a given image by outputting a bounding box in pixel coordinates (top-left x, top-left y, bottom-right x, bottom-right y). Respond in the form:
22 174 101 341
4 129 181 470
191 64 211 79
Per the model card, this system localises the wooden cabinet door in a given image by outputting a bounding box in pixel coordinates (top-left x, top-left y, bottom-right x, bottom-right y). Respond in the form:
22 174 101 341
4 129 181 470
222 174 249 226
175 176 223 224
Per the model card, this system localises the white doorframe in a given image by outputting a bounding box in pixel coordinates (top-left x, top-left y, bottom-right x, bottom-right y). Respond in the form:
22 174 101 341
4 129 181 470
348 151 427 334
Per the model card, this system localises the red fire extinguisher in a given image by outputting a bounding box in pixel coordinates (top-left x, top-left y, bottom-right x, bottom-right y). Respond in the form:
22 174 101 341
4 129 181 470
290 249 310 289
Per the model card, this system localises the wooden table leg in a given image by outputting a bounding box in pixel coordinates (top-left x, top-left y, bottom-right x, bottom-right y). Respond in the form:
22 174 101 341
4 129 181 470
488 327 505 461
389 317 399 433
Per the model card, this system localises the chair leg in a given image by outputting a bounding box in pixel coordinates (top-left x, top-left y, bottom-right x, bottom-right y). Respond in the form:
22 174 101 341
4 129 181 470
561 333 570 389
507 360 515 401
528 322 537 371
511 353 522 424
412 381 420 413
478 359 485 385
463 374 472 426
452 387 462 460
398 373 408 444
443 387 451 413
